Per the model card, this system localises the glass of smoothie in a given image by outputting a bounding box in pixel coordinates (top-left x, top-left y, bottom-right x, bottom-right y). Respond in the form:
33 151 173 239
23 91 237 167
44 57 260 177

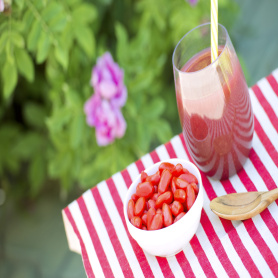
172 23 254 180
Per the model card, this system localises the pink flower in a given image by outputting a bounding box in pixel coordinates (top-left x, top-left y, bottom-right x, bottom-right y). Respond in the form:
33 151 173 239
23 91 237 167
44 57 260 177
91 52 127 108
0 0 4 12
84 52 127 146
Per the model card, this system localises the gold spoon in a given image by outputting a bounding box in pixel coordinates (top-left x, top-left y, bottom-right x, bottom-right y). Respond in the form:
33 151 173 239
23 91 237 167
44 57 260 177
210 188 278 220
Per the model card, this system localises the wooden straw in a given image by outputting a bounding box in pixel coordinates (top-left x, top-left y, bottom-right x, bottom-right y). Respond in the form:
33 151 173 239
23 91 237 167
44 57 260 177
211 0 218 63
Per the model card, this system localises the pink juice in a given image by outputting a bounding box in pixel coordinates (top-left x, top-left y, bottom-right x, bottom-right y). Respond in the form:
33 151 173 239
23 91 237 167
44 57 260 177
176 47 254 179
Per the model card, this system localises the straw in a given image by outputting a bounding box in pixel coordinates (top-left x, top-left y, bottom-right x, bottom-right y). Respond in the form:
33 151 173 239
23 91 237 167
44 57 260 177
211 0 218 63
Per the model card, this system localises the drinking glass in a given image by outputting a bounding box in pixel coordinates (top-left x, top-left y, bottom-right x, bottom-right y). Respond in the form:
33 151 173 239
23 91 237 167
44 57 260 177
172 23 254 180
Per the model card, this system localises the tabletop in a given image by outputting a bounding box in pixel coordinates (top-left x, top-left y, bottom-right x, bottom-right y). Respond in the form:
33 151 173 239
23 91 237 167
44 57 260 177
62 69 278 278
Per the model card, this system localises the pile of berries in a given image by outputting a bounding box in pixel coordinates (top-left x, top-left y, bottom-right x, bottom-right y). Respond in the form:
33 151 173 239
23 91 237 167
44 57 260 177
127 162 199 230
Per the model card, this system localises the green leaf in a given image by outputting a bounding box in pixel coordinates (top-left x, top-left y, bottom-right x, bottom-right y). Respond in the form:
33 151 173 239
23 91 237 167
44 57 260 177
49 152 72 177
115 22 128 65
12 132 42 159
10 31 25 48
2 60 18 99
49 13 68 32
67 0 80 7
152 119 172 143
27 19 41 51
137 121 151 153
74 26 95 58
15 48 34 82
54 44 68 70
65 87 82 107
23 10 35 33
46 108 71 133
29 154 46 196
0 31 9 53
142 98 165 119
80 163 102 188
23 102 46 128
70 114 84 148
72 4 97 24
14 0 25 10
36 31 51 64
41 2 63 22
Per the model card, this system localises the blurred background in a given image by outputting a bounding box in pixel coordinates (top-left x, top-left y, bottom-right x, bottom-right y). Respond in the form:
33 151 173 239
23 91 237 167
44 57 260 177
1 0 277 277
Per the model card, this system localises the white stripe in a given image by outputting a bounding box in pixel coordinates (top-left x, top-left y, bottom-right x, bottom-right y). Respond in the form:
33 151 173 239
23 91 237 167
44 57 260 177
142 253 166 278
166 256 185 277
202 193 251 277
170 135 188 160
68 201 105 278
126 163 140 181
155 144 170 160
202 171 251 277
247 133 278 224
197 224 229 277
234 222 274 277
253 132 278 188
257 78 278 117
96 181 146 277
112 172 128 202
141 153 155 168
82 189 126 277
182 245 207 277
252 213 278 262
250 88 278 151
227 177 275 277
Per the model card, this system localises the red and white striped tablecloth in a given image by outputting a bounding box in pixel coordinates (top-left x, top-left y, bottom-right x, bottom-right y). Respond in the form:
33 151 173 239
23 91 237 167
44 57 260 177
63 69 278 278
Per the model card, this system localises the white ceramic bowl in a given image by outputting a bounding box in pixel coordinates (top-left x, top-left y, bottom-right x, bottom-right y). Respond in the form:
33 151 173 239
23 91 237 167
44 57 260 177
123 158 204 257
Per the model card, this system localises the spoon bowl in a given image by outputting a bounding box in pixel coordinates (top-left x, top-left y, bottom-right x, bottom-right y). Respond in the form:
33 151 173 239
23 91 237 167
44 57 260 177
210 188 278 220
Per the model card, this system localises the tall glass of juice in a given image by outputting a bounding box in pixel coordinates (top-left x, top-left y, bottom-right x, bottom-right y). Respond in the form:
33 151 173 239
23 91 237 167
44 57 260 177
172 23 254 180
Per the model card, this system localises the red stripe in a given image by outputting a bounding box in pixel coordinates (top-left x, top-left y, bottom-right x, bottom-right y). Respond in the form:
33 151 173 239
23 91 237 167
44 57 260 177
249 149 277 192
105 178 155 278
165 142 177 158
190 235 217 278
133 159 175 277
64 207 95 278
221 178 278 275
91 188 135 278
254 117 278 167
121 169 133 188
252 84 278 133
200 209 239 277
244 219 278 277
135 160 145 173
164 140 239 277
237 168 278 244
150 150 160 163
222 175 278 274
156 257 175 278
266 74 278 96
77 197 115 278
220 219 262 277
201 171 262 277
175 252 195 278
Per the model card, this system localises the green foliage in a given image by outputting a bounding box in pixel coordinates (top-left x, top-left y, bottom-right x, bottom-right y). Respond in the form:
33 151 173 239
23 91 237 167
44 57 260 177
0 0 239 200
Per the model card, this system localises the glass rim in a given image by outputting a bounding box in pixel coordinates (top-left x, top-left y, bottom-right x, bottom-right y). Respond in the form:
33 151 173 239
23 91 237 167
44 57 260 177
172 22 229 75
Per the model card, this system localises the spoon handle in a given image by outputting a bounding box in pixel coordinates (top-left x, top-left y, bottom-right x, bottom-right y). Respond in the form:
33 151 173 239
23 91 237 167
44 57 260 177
261 188 278 204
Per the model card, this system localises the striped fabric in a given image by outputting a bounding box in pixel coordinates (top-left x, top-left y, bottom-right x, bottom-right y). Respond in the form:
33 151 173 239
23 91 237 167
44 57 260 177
63 70 278 278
